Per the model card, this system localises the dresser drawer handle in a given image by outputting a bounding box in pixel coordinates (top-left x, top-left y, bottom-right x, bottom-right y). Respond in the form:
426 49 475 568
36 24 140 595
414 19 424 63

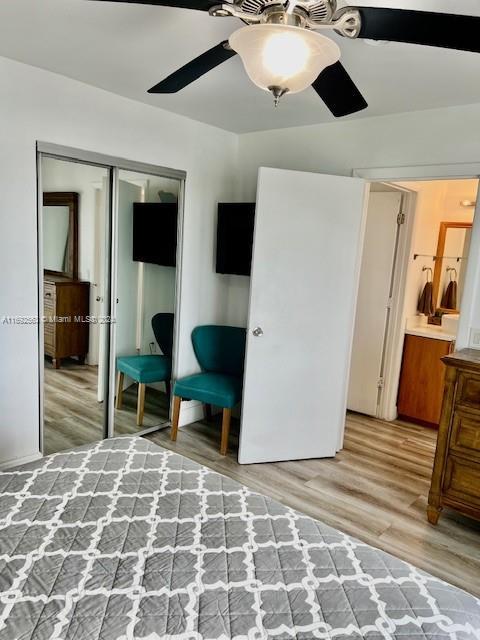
45 292 52 297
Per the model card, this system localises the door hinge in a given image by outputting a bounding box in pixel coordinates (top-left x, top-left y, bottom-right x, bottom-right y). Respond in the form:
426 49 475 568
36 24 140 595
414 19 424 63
397 212 406 225
377 377 385 389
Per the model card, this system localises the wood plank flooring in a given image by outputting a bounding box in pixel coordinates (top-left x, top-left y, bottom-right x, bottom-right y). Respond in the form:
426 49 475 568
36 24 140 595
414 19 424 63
43 362 480 596
44 358 169 455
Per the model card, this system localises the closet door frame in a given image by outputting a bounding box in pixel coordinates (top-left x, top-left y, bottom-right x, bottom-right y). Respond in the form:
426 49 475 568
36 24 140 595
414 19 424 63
36 142 186 452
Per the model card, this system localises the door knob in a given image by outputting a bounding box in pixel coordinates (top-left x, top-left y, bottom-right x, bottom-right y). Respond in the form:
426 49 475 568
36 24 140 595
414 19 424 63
252 327 264 337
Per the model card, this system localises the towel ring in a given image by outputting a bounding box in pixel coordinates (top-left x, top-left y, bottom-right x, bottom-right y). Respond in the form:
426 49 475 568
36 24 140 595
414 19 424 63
447 267 458 281
422 266 433 282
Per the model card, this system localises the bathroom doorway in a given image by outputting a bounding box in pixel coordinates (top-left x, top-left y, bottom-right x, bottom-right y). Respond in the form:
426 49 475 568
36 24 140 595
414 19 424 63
347 177 479 429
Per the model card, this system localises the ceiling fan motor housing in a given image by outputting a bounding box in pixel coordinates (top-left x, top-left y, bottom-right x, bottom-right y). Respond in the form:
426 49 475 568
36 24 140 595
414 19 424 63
210 0 361 38
240 0 335 24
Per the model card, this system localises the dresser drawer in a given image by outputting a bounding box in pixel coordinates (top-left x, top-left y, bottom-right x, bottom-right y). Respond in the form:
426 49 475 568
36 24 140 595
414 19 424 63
443 455 480 506
455 371 480 411
44 322 55 349
44 281 56 301
450 408 480 457
44 298 55 316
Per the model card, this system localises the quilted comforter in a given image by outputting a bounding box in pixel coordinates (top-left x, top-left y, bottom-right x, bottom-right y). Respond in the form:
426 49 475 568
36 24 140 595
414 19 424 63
0 436 479 639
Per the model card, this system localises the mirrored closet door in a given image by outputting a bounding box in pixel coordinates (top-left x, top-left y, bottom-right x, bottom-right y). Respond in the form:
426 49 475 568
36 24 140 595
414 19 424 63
112 168 181 436
39 146 185 454
40 156 111 455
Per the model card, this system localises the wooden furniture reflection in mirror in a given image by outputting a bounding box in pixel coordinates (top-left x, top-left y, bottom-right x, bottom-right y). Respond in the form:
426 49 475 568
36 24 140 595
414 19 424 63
43 192 79 280
43 192 89 369
432 221 472 314
44 276 90 369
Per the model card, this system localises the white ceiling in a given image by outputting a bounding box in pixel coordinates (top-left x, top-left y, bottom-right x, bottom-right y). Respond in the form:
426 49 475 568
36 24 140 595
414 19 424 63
1 0 480 133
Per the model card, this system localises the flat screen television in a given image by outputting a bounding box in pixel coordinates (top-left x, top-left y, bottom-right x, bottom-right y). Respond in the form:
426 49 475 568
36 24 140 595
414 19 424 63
216 203 255 276
132 202 177 267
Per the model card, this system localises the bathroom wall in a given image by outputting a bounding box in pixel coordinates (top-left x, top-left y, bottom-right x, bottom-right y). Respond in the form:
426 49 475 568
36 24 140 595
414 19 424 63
397 179 477 322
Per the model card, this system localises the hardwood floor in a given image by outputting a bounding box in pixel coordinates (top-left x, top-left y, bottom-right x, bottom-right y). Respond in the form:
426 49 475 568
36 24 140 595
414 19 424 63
147 412 480 598
44 358 169 455
42 362 480 597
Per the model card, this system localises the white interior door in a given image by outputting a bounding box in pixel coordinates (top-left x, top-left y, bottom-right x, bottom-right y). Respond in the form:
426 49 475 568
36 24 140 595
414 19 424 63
238 167 368 464
347 191 402 416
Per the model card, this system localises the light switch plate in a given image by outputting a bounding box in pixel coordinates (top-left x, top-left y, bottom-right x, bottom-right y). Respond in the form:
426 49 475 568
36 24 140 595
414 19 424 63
469 328 480 349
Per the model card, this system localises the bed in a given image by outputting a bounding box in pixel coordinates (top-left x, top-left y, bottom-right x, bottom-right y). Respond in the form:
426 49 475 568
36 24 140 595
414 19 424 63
0 436 479 640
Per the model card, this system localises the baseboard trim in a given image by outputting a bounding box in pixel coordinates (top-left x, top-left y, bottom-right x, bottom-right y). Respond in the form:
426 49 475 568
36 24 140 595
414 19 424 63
179 401 204 428
0 451 43 470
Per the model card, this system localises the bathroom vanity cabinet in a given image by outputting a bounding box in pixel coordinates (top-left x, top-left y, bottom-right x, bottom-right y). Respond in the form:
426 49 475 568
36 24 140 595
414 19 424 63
397 333 455 427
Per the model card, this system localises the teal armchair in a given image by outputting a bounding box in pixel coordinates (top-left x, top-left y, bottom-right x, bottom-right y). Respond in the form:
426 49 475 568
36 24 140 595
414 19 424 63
116 313 174 426
171 325 246 455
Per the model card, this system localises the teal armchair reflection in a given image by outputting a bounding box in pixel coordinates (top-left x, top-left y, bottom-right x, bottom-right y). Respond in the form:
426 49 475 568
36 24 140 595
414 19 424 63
171 325 246 455
116 313 174 427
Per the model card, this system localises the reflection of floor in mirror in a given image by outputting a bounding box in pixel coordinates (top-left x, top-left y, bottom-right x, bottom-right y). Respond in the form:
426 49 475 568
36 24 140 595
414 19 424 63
117 384 170 431
43 357 169 455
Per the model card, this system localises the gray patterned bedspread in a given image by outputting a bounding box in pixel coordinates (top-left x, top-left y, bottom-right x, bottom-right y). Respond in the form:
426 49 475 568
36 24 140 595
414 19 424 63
0 437 479 640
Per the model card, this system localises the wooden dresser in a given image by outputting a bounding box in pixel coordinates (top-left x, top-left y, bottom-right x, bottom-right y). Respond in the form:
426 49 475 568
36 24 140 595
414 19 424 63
44 275 90 369
427 349 480 524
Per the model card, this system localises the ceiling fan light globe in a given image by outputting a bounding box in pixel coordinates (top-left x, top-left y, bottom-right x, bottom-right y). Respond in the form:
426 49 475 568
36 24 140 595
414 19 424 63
229 24 340 95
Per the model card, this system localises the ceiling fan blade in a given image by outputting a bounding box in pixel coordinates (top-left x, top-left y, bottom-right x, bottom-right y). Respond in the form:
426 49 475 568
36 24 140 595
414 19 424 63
311 61 367 117
89 0 217 11
148 42 237 93
356 7 480 53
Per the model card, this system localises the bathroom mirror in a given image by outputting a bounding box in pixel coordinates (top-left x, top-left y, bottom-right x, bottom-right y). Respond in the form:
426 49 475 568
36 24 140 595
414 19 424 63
43 192 79 279
433 221 472 314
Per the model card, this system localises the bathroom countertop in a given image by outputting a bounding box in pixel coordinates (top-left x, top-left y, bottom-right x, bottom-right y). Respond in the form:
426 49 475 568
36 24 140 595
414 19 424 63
405 326 457 342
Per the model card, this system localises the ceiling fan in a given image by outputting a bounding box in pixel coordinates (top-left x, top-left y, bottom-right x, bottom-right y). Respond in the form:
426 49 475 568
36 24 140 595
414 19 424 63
93 0 480 117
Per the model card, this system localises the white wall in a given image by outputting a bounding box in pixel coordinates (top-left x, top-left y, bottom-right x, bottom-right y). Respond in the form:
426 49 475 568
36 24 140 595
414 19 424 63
135 174 179 356
237 104 480 198
0 56 238 467
142 264 176 353
235 103 480 347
